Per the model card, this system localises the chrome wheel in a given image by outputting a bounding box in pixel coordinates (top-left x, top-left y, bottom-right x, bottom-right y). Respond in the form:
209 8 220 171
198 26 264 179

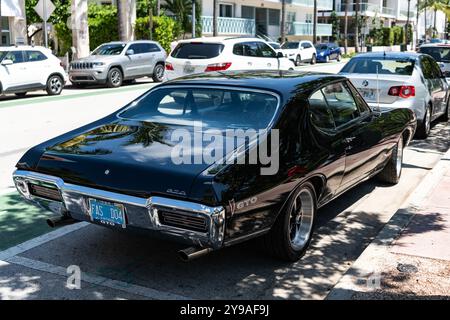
153 64 164 82
111 70 121 86
395 138 403 178
289 188 315 251
49 76 62 94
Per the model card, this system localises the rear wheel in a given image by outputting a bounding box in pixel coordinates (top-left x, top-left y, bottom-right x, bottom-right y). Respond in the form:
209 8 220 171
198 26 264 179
152 63 165 82
106 67 123 88
263 182 316 261
325 55 330 63
416 104 432 139
295 55 302 66
46 75 63 95
377 138 403 184
15 92 27 97
310 54 317 65
337 54 342 62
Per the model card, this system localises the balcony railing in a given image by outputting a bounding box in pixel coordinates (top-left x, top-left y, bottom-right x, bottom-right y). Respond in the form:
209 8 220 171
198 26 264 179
382 7 396 16
202 16 255 35
290 0 333 10
339 2 380 13
288 22 332 36
399 10 417 19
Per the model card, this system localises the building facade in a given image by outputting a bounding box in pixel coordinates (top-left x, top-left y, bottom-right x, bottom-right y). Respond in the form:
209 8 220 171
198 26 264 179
1 0 27 46
319 0 418 45
201 0 333 41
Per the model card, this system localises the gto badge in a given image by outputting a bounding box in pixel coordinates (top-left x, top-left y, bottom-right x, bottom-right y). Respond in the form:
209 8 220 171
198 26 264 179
362 80 369 87
236 197 258 210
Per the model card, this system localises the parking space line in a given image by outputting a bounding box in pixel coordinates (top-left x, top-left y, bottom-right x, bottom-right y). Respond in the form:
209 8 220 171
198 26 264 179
3 255 191 300
0 222 89 261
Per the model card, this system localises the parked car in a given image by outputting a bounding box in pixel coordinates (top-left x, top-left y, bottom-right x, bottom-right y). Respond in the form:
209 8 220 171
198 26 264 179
13 70 416 262
69 40 166 88
418 43 450 77
315 43 342 63
0 45 67 97
280 40 317 66
164 37 295 81
340 52 449 138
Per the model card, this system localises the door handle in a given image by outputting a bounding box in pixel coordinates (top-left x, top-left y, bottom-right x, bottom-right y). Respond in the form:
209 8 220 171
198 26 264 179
248 62 252 66
267 63 272 67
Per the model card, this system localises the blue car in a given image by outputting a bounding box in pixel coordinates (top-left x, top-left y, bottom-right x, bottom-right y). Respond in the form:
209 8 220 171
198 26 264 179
315 43 342 63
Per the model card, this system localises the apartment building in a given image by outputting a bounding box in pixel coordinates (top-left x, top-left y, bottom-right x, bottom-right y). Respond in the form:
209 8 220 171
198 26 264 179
201 0 333 41
319 0 418 44
1 0 27 46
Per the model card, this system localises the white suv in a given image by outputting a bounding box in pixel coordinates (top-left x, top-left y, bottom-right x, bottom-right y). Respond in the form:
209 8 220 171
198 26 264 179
0 46 67 97
164 37 295 81
281 40 317 66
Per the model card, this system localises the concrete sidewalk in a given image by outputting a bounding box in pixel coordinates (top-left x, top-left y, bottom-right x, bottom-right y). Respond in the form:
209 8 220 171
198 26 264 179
327 148 450 299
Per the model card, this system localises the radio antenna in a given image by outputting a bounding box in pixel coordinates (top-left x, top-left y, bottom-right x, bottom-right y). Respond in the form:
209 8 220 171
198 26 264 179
376 65 380 112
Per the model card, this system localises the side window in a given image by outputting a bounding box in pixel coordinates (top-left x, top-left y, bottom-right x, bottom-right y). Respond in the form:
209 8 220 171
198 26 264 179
420 57 434 79
233 43 244 56
346 81 371 114
4 51 24 63
25 50 47 62
429 58 443 79
257 42 276 58
321 82 360 127
308 90 336 130
142 43 161 53
241 42 259 57
127 44 142 55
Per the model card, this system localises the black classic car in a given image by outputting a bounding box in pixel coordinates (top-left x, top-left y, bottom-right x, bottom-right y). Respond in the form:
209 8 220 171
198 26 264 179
13 71 416 261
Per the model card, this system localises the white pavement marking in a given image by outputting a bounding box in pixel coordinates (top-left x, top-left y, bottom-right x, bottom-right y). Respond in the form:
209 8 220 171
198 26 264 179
0 222 89 261
2 255 191 300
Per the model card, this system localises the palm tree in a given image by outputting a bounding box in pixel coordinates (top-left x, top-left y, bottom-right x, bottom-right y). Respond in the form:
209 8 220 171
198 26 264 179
355 0 359 52
344 0 349 54
117 0 126 41
313 0 317 44
281 0 286 42
213 0 218 36
163 0 201 38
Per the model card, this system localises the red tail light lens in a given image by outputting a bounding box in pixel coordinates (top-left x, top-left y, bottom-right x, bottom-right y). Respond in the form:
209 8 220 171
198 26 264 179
205 62 232 72
165 62 174 71
388 85 415 98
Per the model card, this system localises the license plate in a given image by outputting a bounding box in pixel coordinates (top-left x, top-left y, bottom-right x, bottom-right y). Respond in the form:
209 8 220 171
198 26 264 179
183 63 196 74
359 88 376 100
89 199 126 228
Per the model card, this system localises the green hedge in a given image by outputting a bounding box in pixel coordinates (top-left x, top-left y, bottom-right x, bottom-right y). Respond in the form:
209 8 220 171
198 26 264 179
135 16 178 53
88 4 119 50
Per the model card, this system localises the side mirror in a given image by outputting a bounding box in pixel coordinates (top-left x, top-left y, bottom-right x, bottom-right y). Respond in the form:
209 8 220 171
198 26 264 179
126 49 134 56
277 51 284 58
1 59 13 66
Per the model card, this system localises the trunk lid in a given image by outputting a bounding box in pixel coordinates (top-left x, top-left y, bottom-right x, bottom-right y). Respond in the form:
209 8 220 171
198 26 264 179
35 120 238 199
343 73 412 104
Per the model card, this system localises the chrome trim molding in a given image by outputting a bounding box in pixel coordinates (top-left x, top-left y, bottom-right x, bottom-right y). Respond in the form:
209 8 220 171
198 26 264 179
13 170 225 248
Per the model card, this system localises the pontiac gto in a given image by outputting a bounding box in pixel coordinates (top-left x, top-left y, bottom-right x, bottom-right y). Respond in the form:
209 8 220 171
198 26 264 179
13 71 416 261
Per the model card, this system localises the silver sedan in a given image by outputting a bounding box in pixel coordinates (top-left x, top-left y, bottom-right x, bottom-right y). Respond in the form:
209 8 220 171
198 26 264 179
340 52 449 138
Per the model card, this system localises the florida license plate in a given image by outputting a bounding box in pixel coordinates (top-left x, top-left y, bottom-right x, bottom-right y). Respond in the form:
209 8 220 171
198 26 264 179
359 88 376 100
89 199 126 228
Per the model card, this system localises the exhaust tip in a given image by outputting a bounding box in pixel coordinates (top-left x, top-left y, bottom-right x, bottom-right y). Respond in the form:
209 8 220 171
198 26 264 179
46 218 56 228
177 247 212 262
178 250 190 262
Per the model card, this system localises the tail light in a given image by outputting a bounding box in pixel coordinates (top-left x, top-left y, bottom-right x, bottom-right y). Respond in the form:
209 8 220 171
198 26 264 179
388 85 415 98
204 62 232 72
165 62 174 71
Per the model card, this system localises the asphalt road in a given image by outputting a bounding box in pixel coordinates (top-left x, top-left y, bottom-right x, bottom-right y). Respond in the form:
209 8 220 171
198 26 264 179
1 60 448 300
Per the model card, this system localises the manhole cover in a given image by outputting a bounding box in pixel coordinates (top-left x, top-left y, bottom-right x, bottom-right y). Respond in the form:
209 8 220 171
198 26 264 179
397 263 418 273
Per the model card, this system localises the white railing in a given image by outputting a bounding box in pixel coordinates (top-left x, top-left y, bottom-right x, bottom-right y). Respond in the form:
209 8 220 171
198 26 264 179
288 22 332 36
202 16 255 35
291 0 333 10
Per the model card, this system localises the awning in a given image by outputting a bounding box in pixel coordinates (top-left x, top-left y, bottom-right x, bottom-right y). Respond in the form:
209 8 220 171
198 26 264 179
1 0 25 18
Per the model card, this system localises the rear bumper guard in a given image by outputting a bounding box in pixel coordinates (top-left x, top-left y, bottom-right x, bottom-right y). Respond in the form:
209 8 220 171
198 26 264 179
12 170 225 249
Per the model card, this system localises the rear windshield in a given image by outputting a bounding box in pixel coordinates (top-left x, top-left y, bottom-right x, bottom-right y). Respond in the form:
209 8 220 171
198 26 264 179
119 87 279 130
419 46 450 63
171 43 224 59
281 42 299 49
341 57 415 75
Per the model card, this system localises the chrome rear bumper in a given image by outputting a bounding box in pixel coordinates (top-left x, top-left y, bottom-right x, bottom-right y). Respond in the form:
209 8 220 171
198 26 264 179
12 170 225 249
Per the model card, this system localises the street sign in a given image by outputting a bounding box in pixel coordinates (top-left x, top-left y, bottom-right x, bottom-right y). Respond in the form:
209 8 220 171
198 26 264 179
34 0 55 22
